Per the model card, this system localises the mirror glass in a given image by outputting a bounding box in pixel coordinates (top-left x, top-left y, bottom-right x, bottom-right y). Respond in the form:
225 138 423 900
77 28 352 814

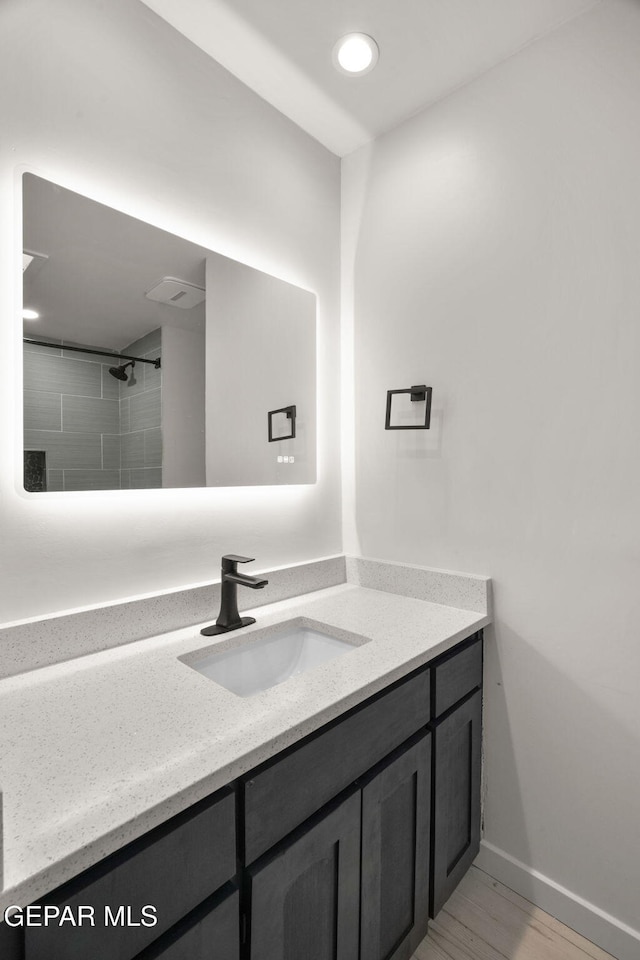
22 173 316 491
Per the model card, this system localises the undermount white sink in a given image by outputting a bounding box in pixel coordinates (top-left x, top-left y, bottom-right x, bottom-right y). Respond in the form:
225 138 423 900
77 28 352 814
183 622 364 698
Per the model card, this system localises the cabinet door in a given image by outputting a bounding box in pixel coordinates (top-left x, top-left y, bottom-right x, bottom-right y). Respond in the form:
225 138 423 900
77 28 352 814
431 689 482 917
360 732 431 960
248 791 360 960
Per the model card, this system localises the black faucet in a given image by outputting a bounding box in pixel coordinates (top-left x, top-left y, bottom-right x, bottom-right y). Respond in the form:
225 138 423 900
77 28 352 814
200 555 268 636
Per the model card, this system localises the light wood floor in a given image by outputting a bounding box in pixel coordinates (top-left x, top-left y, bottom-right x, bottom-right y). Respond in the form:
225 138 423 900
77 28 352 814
412 867 616 960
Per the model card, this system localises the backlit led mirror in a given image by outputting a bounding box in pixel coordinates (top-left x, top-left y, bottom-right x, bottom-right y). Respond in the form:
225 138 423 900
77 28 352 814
21 173 316 491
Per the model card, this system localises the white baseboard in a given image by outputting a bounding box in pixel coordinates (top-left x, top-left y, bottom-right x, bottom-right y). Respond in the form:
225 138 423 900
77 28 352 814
474 840 640 960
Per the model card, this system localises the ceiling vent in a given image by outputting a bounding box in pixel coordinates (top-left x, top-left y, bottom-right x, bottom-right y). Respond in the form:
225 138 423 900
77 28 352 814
145 277 206 309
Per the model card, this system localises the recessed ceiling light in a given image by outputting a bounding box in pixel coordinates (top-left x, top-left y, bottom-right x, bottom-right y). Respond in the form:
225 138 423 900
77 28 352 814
332 33 379 76
23 308 40 320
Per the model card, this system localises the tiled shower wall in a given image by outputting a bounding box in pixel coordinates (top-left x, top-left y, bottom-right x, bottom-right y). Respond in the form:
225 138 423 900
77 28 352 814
119 330 162 489
23 330 162 491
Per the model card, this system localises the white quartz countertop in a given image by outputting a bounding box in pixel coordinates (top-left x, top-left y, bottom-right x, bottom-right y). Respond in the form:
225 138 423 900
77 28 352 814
0 581 489 912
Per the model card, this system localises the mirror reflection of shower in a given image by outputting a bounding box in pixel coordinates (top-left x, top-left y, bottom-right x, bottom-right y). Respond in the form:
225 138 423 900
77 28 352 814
23 335 163 493
109 360 135 382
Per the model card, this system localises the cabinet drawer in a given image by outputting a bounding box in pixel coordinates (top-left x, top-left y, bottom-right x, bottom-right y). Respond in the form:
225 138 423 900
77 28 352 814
244 670 430 862
433 635 482 718
26 787 237 960
134 885 239 960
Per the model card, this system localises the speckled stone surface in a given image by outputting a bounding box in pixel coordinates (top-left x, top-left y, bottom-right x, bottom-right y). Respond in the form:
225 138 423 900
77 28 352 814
0 578 489 913
0 555 346 680
346 556 491 613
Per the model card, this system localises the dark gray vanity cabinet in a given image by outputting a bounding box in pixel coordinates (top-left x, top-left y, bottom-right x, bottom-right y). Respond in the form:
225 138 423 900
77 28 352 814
247 731 432 960
430 635 483 917
242 670 433 960
2 630 483 960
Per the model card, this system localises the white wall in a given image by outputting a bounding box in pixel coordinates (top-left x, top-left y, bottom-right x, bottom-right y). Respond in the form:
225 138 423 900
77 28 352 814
344 0 640 955
0 0 341 621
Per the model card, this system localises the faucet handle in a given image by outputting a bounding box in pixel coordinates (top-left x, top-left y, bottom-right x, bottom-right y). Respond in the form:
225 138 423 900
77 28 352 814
221 554 255 574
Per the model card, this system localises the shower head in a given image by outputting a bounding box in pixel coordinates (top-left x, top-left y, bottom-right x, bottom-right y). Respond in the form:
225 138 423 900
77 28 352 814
108 360 135 381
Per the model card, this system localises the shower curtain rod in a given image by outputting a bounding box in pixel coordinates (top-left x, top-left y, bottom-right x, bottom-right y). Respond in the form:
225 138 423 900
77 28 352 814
23 338 161 368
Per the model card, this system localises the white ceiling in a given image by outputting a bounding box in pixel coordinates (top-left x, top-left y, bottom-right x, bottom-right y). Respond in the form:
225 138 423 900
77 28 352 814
23 175 207 350
139 0 597 156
